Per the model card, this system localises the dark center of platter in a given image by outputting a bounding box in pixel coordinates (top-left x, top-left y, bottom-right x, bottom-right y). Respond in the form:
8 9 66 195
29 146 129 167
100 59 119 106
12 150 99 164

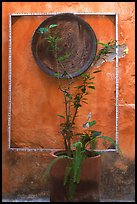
32 14 97 78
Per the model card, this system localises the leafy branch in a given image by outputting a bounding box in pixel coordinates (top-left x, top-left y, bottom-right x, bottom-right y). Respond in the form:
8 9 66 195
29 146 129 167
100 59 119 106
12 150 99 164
95 39 117 61
38 26 125 201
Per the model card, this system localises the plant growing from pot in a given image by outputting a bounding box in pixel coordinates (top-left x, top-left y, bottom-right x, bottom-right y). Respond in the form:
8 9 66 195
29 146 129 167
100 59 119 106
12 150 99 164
44 71 123 202
32 14 126 202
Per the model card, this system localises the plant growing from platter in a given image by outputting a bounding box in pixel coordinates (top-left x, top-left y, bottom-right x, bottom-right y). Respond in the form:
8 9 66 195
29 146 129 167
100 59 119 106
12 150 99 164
38 23 71 78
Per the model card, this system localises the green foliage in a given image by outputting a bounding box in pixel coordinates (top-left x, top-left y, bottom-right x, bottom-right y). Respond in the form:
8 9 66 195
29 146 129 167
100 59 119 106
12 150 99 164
95 39 117 61
45 35 61 52
43 154 71 178
64 141 87 201
64 160 72 186
38 23 70 65
72 142 86 183
88 120 96 127
93 70 102 74
57 52 71 62
66 93 73 99
38 27 49 34
53 73 61 77
66 176 77 202
38 24 58 34
49 24 58 29
39 29 124 201
97 136 123 158
91 130 102 137
56 114 65 119
53 69 123 200
72 72 96 111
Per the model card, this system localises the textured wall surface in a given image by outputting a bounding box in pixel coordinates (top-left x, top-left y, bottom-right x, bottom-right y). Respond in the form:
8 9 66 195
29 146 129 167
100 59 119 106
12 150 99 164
11 14 116 149
2 2 135 201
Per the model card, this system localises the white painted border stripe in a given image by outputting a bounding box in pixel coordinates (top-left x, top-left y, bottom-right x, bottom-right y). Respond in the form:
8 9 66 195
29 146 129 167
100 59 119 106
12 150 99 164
10 12 117 16
115 13 119 151
9 148 116 152
8 14 12 149
119 104 135 108
8 13 118 153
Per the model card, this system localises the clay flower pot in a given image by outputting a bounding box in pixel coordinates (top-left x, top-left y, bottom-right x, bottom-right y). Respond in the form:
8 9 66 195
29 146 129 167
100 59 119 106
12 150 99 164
32 13 97 78
49 150 102 202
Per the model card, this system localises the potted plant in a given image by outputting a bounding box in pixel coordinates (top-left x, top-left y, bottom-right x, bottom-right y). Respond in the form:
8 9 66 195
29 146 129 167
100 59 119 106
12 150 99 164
44 71 123 202
32 13 125 202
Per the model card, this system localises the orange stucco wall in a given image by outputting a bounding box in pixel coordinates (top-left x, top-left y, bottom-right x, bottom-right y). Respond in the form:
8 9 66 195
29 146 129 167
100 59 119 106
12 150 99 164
2 2 135 200
11 14 116 150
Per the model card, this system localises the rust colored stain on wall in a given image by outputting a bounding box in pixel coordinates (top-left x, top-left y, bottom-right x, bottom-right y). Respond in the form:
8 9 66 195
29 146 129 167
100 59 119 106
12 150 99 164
2 2 135 200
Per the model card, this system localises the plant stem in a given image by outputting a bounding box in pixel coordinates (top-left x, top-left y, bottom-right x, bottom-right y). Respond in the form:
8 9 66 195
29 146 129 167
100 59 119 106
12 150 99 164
71 107 78 125
71 91 84 125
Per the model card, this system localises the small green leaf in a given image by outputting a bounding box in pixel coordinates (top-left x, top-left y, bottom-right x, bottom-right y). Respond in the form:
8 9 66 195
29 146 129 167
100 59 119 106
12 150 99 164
87 82 94 84
49 24 58 28
66 93 72 99
57 53 70 62
93 70 102 73
76 70 82 74
89 76 95 80
88 120 96 127
97 135 124 158
88 86 95 89
38 27 49 34
91 131 102 137
53 73 60 77
74 85 83 89
81 73 88 77
82 101 88 104
97 42 108 46
81 87 86 93
57 114 65 119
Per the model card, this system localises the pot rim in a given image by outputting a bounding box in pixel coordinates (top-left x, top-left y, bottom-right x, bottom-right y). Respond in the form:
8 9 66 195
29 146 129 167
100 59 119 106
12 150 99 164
50 149 101 159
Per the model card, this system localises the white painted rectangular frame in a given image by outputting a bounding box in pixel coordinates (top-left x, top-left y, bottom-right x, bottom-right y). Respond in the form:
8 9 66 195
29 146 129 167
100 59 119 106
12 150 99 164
8 12 119 152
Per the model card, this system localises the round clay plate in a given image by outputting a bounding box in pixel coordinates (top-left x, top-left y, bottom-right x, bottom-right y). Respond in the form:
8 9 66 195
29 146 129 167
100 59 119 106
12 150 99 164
32 13 97 78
